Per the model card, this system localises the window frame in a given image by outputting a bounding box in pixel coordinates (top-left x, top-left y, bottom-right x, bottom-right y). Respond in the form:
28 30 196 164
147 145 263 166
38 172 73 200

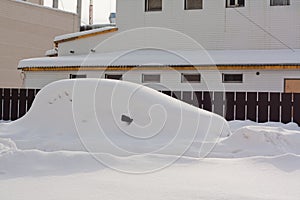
181 73 201 83
142 74 161 83
270 0 290 6
105 74 123 80
184 0 203 10
69 74 87 79
222 73 243 83
145 0 162 12
226 0 245 8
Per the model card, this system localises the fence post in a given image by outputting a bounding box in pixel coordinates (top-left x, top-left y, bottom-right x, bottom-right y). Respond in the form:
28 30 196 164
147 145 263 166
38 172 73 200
246 92 257 122
270 93 280 122
203 92 212 112
11 89 19 121
281 93 292 123
3 89 10 121
293 93 300 126
258 92 269 123
0 88 3 120
236 92 246 120
213 92 224 116
225 92 235 121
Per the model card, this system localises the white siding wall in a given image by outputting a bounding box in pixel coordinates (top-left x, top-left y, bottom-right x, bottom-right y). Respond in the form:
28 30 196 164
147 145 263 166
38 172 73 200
24 69 300 92
116 0 300 50
57 0 300 56
58 31 117 56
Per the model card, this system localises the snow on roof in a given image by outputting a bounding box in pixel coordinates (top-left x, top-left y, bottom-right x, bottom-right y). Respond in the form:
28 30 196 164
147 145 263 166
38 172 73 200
54 26 118 43
45 48 58 56
18 49 300 69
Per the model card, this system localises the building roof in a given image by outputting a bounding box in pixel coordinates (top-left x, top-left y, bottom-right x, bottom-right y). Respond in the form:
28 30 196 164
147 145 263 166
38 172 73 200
18 49 300 70
54 26 118 44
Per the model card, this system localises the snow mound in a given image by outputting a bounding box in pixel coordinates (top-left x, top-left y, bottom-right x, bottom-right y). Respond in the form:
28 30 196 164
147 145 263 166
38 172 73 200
0 79 230 159
253 154 300 172
0 150 103 178
0 138 17 155
211 125 300 158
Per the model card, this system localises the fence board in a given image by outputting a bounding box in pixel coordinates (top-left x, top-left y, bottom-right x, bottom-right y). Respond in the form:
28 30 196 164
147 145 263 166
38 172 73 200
258 92 269 123
247 92 257 121
172 91 181 100
225 92 235 121
194 91 202 108
270 93 280 122
236 92 246 120
182 91 192 105
1 88 300 126
162 91 171 97
3 89 10 120
27 90 35 110
281 93 292 123
19 89 27 118
11 89 19 120
0 88 3 120
293 93 300 126
203 92 212 112
214 92 224 116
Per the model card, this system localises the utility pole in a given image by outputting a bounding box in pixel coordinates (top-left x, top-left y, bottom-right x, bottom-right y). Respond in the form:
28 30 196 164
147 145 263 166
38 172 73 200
77 0 82 30
89 0 93 25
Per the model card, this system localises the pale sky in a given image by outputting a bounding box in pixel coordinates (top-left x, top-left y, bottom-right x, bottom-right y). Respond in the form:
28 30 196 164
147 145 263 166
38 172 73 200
43 0 116 25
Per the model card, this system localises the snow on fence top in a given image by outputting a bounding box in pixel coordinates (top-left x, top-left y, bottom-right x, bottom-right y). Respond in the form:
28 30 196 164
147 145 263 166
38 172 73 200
18 49 300 69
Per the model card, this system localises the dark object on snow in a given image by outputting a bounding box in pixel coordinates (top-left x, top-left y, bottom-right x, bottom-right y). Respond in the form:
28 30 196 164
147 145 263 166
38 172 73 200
121 114 133 124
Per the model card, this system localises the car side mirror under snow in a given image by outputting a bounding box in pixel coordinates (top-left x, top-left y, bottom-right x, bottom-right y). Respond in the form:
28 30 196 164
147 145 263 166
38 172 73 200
121 114 133 124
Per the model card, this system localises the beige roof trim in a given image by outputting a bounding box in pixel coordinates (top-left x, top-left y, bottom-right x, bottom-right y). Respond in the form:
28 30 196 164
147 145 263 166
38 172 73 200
21 65 300 72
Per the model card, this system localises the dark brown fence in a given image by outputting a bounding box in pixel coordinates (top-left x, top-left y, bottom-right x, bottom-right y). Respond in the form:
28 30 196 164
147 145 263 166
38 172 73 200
0 88 40 121
1 88 299 126
160 91 300 126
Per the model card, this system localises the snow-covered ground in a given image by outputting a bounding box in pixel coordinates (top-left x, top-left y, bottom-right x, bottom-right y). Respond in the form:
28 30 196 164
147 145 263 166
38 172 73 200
0 79 299 200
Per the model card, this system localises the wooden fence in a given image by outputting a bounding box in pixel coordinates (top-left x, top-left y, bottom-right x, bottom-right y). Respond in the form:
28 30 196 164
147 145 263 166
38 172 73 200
160 91 300 126
0 88 299 126
0 88 39 121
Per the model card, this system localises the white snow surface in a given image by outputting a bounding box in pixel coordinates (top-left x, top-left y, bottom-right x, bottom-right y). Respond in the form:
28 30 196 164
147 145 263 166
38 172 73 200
18 49 300 68
0 79 299 200
54 26 117 42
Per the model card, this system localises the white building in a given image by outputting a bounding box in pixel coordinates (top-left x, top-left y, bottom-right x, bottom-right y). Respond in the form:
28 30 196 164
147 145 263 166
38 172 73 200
18 0 300 92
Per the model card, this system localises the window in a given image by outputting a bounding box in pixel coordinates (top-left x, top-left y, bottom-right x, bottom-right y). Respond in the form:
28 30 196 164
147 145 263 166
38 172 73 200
69 74 87 79
181 73 201 83
226 0 245 8
185 0 203 10
145 0 162 11
142 74 160 83
222 74 243 83
270 0 290 6
105 74 123 80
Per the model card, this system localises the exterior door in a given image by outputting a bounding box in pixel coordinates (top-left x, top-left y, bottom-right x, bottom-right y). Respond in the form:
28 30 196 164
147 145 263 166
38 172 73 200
285 79 300 93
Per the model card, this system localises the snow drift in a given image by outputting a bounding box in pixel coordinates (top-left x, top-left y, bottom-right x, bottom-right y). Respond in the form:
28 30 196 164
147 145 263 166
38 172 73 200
211 121 300 158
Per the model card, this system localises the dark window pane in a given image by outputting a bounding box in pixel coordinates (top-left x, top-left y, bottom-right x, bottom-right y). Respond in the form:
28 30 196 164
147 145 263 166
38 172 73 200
70 74 87 79
185 0 203 10
181 73 201 83
146 0 162 11
105 74 122 80
142 74 160 83
222 74 243 83
226 0 245 7
271 0 290 6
